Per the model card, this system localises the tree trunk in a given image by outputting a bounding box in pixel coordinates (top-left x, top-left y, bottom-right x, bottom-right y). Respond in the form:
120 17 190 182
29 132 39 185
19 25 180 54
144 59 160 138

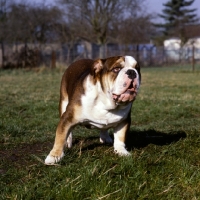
136 44 140 63
0 41 5 68
192 45 195 72
99 44 106 58
51 50 56 68
24 42 28 68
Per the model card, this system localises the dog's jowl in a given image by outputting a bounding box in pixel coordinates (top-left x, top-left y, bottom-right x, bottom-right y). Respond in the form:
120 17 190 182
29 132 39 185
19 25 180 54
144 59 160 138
45 55 141 164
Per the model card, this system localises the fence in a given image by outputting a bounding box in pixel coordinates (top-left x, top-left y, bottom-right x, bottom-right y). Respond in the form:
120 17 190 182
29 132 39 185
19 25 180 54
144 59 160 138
0 42 199 68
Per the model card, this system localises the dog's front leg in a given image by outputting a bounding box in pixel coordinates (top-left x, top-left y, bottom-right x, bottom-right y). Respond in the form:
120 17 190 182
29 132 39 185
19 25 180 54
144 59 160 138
45 113 75 165
113 119 131 156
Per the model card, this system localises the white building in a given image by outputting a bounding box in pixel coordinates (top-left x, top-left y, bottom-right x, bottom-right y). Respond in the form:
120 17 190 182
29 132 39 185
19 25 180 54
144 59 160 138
164 37 200 61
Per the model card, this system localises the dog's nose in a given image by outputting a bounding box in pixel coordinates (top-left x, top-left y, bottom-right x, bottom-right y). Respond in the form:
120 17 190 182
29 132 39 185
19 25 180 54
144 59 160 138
125 69 136 79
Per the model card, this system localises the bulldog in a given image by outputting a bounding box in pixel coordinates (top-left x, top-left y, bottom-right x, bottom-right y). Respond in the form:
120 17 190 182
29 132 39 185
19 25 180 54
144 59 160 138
45 55 141 165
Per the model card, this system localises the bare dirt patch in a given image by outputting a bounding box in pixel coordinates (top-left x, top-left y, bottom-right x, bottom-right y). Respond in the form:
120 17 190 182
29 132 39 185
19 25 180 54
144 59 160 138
0 141 53 173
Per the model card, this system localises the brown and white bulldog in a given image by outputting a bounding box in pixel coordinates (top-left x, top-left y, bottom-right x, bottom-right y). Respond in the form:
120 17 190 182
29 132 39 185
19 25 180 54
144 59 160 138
45 55 141 164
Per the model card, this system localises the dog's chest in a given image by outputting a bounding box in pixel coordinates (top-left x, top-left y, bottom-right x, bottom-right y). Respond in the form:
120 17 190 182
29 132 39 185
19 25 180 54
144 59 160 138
80 92 132 129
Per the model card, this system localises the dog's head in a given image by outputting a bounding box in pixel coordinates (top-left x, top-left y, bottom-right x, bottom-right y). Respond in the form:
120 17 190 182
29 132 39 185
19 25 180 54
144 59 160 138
93 55 141 104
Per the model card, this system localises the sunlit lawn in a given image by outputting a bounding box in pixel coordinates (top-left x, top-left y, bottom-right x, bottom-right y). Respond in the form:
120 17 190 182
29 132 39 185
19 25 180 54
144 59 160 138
0 64 200 199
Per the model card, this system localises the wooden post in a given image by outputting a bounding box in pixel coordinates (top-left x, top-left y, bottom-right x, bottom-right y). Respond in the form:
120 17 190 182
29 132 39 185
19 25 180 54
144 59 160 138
136 44 140 63
192 44 195 72
51 50 56 68
0 41 5 68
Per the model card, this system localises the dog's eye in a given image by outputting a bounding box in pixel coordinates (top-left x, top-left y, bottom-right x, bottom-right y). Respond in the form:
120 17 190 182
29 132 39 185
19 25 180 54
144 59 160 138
112 67 121 73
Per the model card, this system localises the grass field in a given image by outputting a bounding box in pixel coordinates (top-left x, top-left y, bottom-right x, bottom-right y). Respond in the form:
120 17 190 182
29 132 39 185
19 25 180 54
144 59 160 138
0 65 200 200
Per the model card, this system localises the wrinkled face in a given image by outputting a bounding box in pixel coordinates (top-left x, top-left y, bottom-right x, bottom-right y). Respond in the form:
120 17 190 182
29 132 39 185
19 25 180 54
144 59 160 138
95 55 141 104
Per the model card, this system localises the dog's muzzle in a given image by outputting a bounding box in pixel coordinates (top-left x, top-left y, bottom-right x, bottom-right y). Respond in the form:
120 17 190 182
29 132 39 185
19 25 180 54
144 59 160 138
112 69 139 103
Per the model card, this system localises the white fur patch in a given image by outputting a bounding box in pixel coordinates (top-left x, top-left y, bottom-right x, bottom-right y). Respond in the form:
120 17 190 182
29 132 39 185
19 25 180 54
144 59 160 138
45 152 64 165
61 100 68 115
125 55 137 67
66 132 72 148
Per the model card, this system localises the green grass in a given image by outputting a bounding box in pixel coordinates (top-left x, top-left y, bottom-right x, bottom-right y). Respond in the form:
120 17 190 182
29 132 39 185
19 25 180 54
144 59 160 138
0 65 200 200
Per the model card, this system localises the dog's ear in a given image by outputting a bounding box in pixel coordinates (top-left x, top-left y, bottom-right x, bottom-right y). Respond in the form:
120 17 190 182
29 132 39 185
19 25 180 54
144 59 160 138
93 59 103 74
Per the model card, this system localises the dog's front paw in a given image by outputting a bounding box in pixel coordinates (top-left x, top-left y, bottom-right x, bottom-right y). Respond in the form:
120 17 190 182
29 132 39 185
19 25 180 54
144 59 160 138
114 138 130 156
45 152 64 165
114 148 131 156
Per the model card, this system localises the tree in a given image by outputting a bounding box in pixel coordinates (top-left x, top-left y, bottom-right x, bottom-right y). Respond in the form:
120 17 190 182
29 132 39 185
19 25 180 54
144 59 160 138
8 3 62 47
0 0 8 68
53 10 80 63
156 0 199 43
59 0 151 58
0 0 64 68
115 15 154 45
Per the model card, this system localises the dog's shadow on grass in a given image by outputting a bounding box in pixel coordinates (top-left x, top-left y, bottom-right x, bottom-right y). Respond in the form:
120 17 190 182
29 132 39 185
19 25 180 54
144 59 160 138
125 129 187 151
79 129 187 151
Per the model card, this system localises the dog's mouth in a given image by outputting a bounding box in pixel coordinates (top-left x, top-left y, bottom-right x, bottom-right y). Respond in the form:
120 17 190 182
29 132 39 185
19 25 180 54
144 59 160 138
112 78 138 103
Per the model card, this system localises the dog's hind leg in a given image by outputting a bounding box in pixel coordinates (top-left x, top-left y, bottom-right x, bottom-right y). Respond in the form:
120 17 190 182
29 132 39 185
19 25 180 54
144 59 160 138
100 129 113 144
65 132 72 148
60 98 73 149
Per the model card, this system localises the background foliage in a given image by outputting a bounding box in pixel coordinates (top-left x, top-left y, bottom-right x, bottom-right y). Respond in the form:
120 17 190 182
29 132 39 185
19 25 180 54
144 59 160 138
0 0 199 68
